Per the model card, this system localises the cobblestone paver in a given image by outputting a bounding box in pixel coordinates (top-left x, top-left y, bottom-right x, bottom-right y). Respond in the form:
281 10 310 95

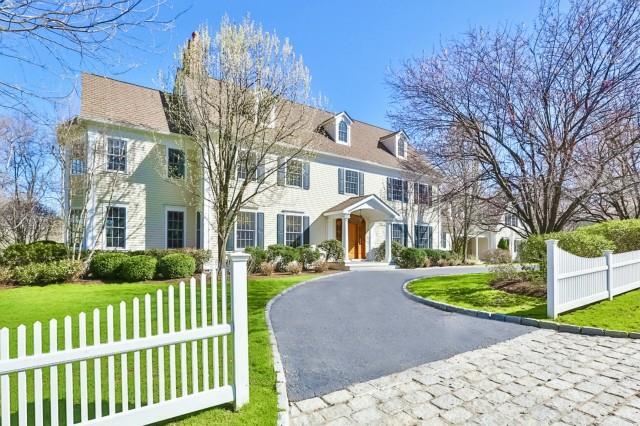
289 330 640 425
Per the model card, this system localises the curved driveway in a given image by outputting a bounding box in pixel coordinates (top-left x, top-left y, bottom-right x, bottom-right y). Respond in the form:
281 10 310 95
270 267 535 401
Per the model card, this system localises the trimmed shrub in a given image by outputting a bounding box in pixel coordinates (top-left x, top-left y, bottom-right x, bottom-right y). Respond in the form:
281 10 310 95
1 241 69 267
259 262 275 276
286 261 303 275
373 241 404 262
298 245 321 270
0 266 11 284
119 255 157 282
244 247 267 274
497 238 510 250
89 252 128 279
157 253 196 279
396 247 427 269
318 240 344 262
266 244 300 272
11 260 84 285
578 219 640 253
483 248 512 264
134 249 210 273
311 260 328 273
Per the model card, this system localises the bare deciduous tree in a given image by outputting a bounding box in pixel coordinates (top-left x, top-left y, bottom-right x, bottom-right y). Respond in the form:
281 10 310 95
389 0 640 236
164 18 322 265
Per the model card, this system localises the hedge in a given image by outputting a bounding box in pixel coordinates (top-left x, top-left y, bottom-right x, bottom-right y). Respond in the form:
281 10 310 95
396 247 427 269
157 253 196 279
266 245 300 272
318 239 343 262
119 255 157 282
244 247 267 273
89 252 129 279
130 248 210 273
577 219 640 253
298 245 321 270
11 259 83 286
1 241 69 267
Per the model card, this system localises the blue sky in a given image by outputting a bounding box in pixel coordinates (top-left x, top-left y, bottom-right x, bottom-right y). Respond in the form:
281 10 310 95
2 0 542 128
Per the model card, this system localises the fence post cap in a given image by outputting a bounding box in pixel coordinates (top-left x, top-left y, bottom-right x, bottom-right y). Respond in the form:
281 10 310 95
545 239 559 246
603 249 614 255
228 251 251 262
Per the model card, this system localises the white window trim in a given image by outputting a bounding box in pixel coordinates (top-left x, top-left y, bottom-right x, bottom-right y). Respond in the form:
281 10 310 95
337 119 350 145
105 137 128 174
103 204 128 250
166 145 187 180
235 210 258 250
343 168 361 195
389 177 405 202
284 159 305 189
415 182 431 206
391 222 405 245
165 205 187 249
284 213 304 247
415 224 432 249
396 137 406 159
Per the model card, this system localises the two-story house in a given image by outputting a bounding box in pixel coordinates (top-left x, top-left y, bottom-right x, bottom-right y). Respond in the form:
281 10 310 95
64 73 443 268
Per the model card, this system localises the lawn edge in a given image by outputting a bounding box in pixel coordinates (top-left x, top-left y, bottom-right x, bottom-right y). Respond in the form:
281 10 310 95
402 277 640 340
264 271 349 426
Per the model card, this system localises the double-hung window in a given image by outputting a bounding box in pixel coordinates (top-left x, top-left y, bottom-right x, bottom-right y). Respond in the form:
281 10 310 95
237 150 257 180
391 223 404 245
71 142 86 175
285 215 303 247
338 120 348 143
389 178 405 201
107 138 127 172
505 213 518 227
167 209 185 249
106 206 126 248
236 211 257 249
397 138 406 157
415 225 432 249
168 148 185 179
286 160 303 187
415 183 432 206
345 170 360 195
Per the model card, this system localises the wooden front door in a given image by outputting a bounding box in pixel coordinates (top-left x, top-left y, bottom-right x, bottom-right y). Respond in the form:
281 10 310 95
348 216 366 260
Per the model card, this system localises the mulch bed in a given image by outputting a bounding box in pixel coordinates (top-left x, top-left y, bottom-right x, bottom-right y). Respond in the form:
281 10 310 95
490 278 547 298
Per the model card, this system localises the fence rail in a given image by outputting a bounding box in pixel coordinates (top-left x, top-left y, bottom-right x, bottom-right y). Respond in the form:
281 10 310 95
0 252 251 426
546 240 640 318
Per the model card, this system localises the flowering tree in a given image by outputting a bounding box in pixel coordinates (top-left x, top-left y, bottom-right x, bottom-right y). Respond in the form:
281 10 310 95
165 17 321 265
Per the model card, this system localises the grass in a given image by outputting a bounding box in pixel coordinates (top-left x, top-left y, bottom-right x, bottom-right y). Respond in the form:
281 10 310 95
407 273 640 332
0 274 316 425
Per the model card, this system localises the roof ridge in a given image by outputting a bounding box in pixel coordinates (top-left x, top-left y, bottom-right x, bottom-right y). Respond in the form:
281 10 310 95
83 72 164 93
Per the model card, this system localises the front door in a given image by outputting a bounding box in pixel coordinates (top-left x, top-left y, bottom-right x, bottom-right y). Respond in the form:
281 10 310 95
348 216 366 260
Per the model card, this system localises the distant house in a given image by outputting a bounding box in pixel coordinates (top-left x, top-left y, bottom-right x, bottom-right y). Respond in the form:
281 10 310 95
62 72 444 268
466 212 524 261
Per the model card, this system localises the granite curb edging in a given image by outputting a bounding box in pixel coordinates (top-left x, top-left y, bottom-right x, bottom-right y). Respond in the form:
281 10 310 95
402 278 640 340
264 271 349 426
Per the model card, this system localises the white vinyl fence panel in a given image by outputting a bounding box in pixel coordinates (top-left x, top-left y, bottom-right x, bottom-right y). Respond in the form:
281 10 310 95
0 252 250 426
546 240 640 318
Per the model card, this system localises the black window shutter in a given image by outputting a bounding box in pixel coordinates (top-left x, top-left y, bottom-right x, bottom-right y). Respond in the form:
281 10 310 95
338 168 345 194
303 162 310 190
402 181 409 202
403 223 408 246
358 172 364 195
257 160 265 181
428 185 433 207
428 225 433 248
303 216 310 244
386 177 392 201
277 157 285 186
277 214 284 245
225 226 234 252
414 225 420 248
414 182 419 204
257 212 264 248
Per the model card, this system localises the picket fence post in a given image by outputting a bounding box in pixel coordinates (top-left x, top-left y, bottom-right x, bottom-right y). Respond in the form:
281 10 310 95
229 252 251 410
546 240 559 319
604 250 614 300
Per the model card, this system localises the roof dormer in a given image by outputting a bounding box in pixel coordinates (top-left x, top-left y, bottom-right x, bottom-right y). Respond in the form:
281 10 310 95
380 130 409 159
321 111 353 145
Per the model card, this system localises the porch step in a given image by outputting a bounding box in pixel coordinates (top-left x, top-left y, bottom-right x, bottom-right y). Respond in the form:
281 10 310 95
343 261 397 271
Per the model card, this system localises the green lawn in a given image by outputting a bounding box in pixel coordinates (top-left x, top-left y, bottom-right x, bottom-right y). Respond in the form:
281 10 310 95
407 273 640 332
0 274 315 425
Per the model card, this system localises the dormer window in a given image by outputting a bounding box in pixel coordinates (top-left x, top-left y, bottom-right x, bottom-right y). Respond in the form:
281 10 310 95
397 137 406 158
338 120 348 143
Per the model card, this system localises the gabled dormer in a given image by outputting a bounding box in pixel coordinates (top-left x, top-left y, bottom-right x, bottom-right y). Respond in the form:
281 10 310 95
321 111 353 145
380 130 409 159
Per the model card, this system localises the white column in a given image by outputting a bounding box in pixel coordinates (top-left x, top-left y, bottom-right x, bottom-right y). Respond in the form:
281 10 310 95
385 221 393 263
229 252 251 409
342 214 350 262
475 237 479 260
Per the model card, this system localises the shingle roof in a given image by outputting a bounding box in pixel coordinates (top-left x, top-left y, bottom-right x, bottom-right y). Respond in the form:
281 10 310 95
79 73 434 173
322 195 371 215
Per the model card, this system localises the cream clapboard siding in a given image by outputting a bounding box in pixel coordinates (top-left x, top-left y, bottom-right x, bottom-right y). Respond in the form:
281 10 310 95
76 123 441 258
82 125 199 251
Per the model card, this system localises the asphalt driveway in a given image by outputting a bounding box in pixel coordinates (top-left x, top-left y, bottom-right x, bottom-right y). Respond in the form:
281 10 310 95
269 267 535 401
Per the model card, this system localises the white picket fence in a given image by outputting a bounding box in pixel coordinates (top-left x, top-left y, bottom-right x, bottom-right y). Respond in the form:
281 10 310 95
0 252 251 426
546 240 640 318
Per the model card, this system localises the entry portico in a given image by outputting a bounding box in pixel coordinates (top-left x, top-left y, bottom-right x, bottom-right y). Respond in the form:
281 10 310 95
323 195 401 263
